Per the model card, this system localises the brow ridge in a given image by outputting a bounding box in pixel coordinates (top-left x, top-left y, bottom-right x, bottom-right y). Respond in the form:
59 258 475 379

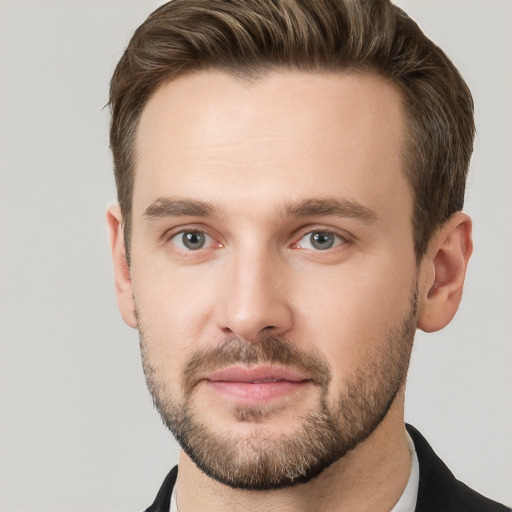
143 196 377 223
283 197 377 222
144 198 218 219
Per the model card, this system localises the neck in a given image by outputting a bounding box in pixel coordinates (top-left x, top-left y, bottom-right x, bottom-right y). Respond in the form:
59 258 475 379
176 395 411 512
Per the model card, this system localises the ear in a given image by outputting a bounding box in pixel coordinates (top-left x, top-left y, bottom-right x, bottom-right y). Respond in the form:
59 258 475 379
106 204 137 328
417 212 473 333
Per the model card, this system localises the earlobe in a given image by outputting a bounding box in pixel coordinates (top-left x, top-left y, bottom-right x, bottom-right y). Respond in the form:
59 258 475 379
417 213 473 333
106 205 137 328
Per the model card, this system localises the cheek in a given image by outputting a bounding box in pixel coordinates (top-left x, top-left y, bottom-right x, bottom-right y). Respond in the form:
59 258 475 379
131 264 218 377
294 257 416 373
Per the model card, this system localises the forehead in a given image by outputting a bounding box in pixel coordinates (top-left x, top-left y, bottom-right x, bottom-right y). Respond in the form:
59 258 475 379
133 69 410 224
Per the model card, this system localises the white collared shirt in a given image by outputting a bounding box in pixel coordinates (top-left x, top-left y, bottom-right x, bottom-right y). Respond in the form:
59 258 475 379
390 431 420 512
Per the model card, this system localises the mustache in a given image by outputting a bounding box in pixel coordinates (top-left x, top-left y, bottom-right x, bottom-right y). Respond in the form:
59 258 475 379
182 334 331 393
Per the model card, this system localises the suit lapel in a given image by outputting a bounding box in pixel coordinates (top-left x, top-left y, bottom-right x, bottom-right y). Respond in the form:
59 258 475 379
144 466 177 512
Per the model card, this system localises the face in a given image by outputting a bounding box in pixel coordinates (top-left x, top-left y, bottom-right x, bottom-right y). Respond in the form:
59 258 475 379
127 70 419 489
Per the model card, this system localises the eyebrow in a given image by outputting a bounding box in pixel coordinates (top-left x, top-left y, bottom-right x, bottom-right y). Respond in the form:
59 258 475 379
143 197 377 223
144 198 219 219
283 198 378 222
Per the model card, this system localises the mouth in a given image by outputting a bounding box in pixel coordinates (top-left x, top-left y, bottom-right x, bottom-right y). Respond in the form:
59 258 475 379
202 366 312 404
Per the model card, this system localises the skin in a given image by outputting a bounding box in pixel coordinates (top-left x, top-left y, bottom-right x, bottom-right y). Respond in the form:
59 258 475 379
108 70 472 511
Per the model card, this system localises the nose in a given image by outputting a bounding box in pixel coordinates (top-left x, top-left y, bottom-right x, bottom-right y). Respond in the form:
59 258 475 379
214 247 293 341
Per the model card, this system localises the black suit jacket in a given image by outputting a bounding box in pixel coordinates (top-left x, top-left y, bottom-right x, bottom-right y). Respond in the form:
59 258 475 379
145 425 510 511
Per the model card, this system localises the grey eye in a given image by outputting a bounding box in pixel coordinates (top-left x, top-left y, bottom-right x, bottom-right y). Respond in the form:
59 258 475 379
171 231 210 251
296 230 344 251
182 231 206 250
310 231 335 250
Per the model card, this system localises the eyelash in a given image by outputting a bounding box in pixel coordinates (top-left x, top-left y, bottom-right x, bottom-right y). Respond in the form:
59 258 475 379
165 227 220 252
292 228 350 251
164 226 352 253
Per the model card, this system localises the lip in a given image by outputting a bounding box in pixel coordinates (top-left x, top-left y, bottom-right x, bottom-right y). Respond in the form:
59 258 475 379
202 366 312 404
206 366 309 383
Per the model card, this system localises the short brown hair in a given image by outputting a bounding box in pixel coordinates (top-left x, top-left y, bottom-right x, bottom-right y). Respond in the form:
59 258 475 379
109 0 475 259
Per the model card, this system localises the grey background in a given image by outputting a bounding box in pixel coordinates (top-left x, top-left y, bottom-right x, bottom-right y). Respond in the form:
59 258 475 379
0 0 510 510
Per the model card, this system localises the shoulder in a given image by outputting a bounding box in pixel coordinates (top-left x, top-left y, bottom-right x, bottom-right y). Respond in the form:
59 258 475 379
407 424 510 512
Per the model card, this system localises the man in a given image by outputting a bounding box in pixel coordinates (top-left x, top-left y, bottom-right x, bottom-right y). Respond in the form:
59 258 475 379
106 0 510 510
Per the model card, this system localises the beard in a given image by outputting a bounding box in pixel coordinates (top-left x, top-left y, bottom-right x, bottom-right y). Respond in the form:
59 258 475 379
138 289 417 491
